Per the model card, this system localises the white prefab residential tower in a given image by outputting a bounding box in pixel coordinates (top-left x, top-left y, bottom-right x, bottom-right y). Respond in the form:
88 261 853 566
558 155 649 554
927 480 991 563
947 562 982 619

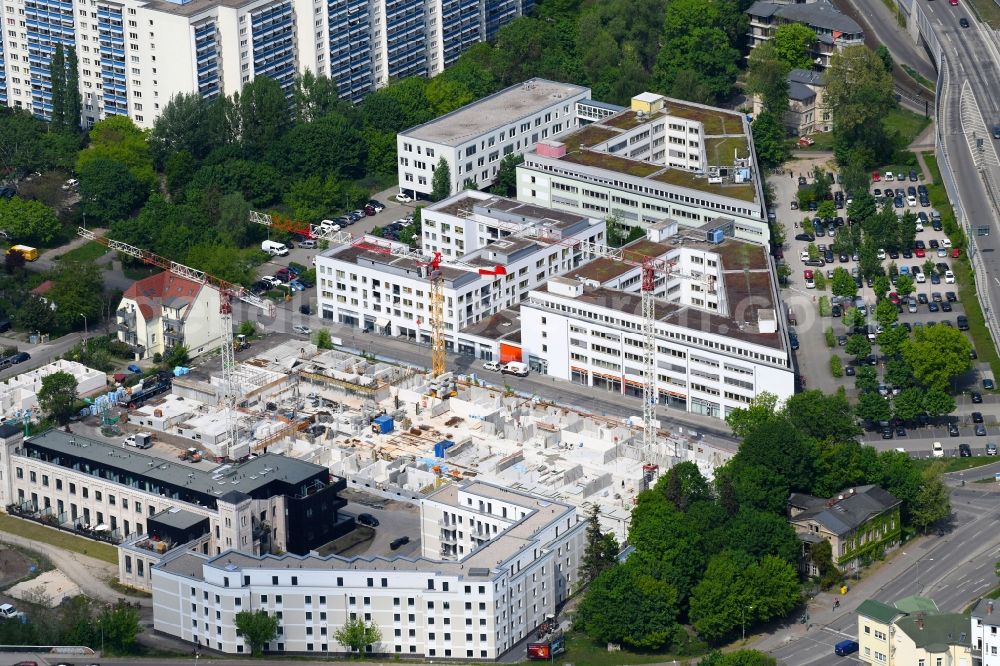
0 0 536 126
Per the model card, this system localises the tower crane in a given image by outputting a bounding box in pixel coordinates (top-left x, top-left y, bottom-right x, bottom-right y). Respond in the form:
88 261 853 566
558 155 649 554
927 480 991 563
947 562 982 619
249 210 354 244
78 228 276 459
351 237 506 377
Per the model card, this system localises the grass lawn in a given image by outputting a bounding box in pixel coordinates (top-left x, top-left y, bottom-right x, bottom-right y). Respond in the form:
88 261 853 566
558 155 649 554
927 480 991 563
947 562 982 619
54 241 108 264
922 151 1000 380
886 108 931 149
559 631 704 666
122 265 157 281
913 456 997 474
0 514 118 564
967 0 1000 29
901 64 935 92
789 132 836 152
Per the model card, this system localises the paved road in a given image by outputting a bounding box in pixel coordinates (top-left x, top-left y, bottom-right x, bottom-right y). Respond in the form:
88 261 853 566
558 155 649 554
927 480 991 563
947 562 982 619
765 483 1000 665
0 331 83 382
919 2 1000 352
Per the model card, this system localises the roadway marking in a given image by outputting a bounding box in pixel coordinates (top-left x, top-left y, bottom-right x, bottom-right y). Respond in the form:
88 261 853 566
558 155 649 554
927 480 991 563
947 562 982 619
822 626 856 640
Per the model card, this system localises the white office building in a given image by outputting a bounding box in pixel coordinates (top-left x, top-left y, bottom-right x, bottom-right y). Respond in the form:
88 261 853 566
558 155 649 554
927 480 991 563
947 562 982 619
151 480 584 658
0 0 536 126
397 79 594 198
314 190 605 353
516 91 770 243
458 221 795 419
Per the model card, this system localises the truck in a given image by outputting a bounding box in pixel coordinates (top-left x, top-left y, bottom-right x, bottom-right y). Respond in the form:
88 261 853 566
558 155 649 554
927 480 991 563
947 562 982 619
123 371 171 408
261 240 289 256
123 432 152 449
500 361 529 377
178 447 202 462
8 245 38 261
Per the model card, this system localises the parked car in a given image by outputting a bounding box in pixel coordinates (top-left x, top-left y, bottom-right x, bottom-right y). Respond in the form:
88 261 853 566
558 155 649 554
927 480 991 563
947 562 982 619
390 536 411 550
483 361 502 372
835 640 859 656
987 379 997 390
292 325 312 335
357 513 379 527
977 424 988 436
988 443 997 455
960 443 972 457
395 192 413 203
932 441 944 457
973 391 984 403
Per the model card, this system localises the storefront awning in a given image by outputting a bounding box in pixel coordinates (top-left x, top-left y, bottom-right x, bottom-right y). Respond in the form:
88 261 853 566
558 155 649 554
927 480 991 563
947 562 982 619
374 318 390 328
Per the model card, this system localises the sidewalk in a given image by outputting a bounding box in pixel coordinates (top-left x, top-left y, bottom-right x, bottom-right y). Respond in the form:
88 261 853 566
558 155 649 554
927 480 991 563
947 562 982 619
751 539 928 653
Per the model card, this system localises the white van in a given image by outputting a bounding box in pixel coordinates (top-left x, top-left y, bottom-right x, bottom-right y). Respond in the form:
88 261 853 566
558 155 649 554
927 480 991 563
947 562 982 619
261 240 289 256
123 432 152 449
318 220 341 233
501 361 529 377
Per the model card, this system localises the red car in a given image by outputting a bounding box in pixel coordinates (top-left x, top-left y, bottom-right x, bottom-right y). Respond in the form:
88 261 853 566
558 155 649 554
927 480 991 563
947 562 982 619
952 248 961 258
889 292 900 305
872 171 881 182
915 247 926 257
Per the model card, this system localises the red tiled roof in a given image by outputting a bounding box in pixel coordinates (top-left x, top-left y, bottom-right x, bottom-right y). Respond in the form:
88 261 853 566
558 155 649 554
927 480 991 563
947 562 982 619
123 271 203 321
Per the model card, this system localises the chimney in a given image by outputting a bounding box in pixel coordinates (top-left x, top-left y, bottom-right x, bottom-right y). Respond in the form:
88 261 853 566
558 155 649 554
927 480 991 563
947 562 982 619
989 601 994 615
917 612 925 630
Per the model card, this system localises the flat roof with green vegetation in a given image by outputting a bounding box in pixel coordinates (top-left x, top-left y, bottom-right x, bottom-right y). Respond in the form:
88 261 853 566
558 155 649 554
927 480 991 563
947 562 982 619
649 167 757 201
561 150 664 178
561 124 619 153
663 102 735 135
705 136 750 166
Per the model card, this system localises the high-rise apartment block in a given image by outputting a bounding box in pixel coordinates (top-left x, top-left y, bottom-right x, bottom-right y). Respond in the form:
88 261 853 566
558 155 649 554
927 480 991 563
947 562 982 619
0 0 535 127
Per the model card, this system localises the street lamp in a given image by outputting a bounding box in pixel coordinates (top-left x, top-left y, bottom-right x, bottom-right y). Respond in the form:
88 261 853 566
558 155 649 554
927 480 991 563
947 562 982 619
80 313 88 344
742 604 754 641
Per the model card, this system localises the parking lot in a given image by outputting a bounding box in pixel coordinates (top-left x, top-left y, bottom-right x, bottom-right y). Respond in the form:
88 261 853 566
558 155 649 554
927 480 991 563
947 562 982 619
256 187 422 288
770 157 996 455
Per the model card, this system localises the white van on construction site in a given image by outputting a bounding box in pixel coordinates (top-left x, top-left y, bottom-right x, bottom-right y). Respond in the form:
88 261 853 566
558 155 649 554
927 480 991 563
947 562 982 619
123 432 152 449
261 240 289 256
501 361 529 377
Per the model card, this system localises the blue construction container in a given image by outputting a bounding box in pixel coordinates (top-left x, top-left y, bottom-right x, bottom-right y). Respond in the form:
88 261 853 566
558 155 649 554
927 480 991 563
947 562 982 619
373 415 394 434
434 439 455 458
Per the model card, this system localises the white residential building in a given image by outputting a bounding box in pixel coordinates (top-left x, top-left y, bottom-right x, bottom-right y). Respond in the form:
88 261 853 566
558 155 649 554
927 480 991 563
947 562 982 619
516 92 770 243
973 598 1000 665
0 426 353 591
397 79 593 198
151 480 584 658
116 271 223 361
0 360 106 421
315 191 605 353
0 0 536 127
458 222 794 419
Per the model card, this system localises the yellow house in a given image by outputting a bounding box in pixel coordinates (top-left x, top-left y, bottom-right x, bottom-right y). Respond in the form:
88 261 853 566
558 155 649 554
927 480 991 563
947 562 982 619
892 613 972 666
858 599 904 665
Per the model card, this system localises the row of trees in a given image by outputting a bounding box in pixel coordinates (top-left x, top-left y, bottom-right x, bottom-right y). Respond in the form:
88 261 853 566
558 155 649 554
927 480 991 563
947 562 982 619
574 390 949 650
0 597 141 654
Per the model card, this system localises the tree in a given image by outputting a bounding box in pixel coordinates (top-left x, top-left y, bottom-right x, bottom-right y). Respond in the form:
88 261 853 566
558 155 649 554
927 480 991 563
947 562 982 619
49 43 66 131
574 552 682 650
845 334 871 359
492 153 524 197
736 416 814 492
895 274 914 298
701 650 778 666
97 602 141 652
772 23 816 70
902 325 972 392
334 616 382 654
425 77 475 116
725 391 778 439
15 296 57 333
877 325 909 358
0 197 61 245
899 211 918 251
831 267 857 298
859 238 883 278
48 261 104 333
65 46 81 132
910 463 951 533
282 112 365 180
724 508 800 564
234 76 290 159
856 392 890 423
816 200 837 223
876 44 894 74
875 298 898 328
823 46 896 166
315 329 334 349
785 389 859 441
76 116 156 186
580 505 619 585
657 461 712 511
746 41 790 112
893 387 925 422
431 156 452 201
150 93 215 163
163 344 189 368
654 26 739 104
4 248 26 275
808 539 841 590
79 158 150 224
751 111 789 169
37 371 79 425
235 609 279 656
855 366 879 394
923 387 956 417
291 70 341 123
